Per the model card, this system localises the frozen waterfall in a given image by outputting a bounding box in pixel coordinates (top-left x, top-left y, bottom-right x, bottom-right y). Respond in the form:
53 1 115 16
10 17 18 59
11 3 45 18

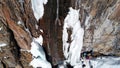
62 7 84 67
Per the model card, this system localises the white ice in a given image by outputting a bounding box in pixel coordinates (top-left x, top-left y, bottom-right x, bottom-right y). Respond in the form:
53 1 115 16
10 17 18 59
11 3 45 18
30 35 52 68
30 58 51 68
90 57 120 68
40 29 44 33
0 27 2 31
33 35 43 46
62 7 84 67
17 21 23 25
31 0 48 21
30 41 46 60
0 43 7 47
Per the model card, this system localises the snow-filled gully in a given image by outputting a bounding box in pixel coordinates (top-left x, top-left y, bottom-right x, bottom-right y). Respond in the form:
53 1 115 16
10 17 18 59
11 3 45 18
30 0 52 68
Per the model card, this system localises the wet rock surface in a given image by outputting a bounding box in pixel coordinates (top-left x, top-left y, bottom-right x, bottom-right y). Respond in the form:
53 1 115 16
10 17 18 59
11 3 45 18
0 0 120 67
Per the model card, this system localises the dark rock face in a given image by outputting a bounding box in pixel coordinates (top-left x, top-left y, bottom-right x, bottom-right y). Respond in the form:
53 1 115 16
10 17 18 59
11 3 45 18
0 0 120 67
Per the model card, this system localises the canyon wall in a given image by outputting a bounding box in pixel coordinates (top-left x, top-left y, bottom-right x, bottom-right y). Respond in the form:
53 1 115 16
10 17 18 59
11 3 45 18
0 0 120 67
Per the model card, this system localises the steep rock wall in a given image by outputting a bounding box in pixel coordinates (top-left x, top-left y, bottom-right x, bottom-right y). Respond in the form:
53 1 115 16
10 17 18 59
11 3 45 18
0 0 120 67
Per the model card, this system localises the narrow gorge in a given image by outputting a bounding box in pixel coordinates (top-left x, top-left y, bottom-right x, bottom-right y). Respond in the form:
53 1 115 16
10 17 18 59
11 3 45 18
0 0 120 68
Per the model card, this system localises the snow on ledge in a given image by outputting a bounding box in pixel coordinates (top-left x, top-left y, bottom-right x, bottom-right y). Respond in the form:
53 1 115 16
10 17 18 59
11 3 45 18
0 43 7 47
17 21 23 25
0 27 2 31
30 58 51 68
33 35 43 46
31 0 48 21
82 56 120 68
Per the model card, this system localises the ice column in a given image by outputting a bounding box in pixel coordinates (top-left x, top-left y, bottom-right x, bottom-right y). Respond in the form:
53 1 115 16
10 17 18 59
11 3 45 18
62 7 84 67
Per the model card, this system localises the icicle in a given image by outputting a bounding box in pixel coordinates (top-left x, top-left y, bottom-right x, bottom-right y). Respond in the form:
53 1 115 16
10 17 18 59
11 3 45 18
55 0 61 26
62 7 84 67
75 0 78 9
53 0 61 64
31 0 48 21
54 0 61 39
19 0 24 13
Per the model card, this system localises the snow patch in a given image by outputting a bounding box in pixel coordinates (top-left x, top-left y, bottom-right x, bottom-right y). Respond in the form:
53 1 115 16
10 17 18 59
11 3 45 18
78 56 120 68
33 35 43 46
30 41 45 59
85 16 91 29
62 7 84 67
0 27 2 31
30 58 51 68
90 57 120 68
31 0 48 21
0 43 7 47
30 35 52 68
40 29 44 33
17 21 23 25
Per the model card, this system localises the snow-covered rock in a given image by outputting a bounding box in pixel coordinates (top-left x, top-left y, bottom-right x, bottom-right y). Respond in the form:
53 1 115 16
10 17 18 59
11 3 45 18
30 36 52 68
31 0 48 21
30 58 51 68
90 57 120 68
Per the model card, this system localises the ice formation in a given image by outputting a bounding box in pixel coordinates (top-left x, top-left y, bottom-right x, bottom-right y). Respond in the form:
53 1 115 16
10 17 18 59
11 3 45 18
0 43 7 47
85 16 91 29
17 21 24 26
31 0 48 21
17 21 22 25
0 27 2 31
30 35 52 68
30 0 51 67
33 35 43 46
90 57 120 68
62 7 84 67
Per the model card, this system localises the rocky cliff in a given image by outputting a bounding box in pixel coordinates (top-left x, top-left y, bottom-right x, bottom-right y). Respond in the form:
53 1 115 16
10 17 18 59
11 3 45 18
0 0 120 67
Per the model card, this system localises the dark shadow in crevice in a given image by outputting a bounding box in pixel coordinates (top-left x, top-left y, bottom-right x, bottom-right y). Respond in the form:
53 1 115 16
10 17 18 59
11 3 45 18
8 28 23 67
